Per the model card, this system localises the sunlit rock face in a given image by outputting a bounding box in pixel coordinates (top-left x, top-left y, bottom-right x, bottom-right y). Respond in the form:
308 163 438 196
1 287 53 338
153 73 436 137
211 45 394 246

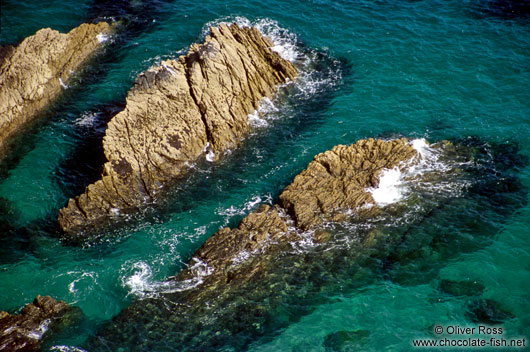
58 23 298 236
0 21 113 153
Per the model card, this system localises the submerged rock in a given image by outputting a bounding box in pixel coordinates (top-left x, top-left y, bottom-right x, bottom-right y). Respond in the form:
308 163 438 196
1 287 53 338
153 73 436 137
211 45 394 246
323 330 371 352
439 279 485 297
175 139 417 287
466 298 515 324
173 139 416 287
58 23 297 235
0 295 75 352
0 21 113 154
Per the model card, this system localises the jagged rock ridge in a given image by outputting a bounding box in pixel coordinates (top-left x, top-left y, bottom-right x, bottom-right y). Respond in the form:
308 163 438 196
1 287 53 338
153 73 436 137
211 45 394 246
58 23 298 235
89 138 423 351
0 22 113 153
178 138 417 286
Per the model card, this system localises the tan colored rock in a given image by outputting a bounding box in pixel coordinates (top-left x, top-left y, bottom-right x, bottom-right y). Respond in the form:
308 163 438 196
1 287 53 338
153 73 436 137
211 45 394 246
58 23 297 235
0 295 75 352
174 139 418 290
0 22 113 153
279 138 418 230
90 139 422 350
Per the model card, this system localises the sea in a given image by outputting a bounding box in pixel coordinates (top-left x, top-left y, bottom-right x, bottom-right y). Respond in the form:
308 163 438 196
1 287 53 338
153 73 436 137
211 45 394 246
0 0 529 351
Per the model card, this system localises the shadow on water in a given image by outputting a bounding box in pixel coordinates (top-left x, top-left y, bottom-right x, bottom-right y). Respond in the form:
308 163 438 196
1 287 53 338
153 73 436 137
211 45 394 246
83 135 528 352
467 0 530 19
54 102 124 202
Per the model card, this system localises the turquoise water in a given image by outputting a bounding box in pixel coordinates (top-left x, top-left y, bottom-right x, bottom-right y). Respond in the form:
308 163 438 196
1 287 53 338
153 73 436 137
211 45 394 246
0 0 529 351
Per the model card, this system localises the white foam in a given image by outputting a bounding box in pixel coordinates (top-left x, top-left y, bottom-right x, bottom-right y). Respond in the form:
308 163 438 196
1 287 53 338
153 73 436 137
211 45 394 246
26 319 51 340
123 261 153 296
202 142 215 162
202 17 300 63
247 110 268 127
206 150 215 162
368 168 405 206
411 138 433 161
96 33 109 43
59 78 68 89
255 19 299 62
230 250 252 266
199 15 343 140
216 194 273 225
50 346 88 352
68 272 94 293
366 138 462 207
161 62 177 76
247 97 280 128
121 259 214 298
74 111 101 128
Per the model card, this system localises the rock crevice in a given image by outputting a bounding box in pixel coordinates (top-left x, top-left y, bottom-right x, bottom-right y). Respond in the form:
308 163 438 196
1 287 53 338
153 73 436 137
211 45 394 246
58 23 297 235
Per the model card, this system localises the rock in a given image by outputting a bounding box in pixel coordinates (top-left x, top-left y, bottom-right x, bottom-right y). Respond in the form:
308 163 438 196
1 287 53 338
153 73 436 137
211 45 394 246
439 279 485 297
171 139 417 286
279 138 418 230
0 21 113 154
89 138 420 351
0 295 76 352
58 23 297 235
466 298 515 324
86 137 528 351
323 330 371 351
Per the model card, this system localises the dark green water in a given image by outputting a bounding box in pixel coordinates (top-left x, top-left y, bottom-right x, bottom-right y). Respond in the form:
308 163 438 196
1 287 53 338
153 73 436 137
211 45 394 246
0 0 529 351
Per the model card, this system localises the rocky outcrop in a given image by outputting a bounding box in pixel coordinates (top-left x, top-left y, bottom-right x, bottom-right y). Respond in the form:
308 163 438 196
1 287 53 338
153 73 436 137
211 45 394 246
89 139 424 351
176 138 417 285
0 22 113 153
89 137 527 351
58 23 297 235
278 138 417 230
0 295 76 352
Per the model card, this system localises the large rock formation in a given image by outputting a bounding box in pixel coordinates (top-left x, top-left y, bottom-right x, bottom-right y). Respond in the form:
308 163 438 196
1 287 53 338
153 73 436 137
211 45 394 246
0 295 75 352
58 23 297 235
88 137 526 351
88 139 425 351
278 138 417 230
176 138 417 286
0 22 113 153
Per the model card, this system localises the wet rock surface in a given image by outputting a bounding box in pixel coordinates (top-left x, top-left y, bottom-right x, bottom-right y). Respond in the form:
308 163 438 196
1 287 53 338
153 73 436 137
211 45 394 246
58 23 297 235
0 21 113 154
0 295 74 352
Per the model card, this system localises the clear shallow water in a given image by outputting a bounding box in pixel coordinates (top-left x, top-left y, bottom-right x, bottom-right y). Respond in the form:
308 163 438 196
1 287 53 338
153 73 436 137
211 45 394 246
0 0 529 351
